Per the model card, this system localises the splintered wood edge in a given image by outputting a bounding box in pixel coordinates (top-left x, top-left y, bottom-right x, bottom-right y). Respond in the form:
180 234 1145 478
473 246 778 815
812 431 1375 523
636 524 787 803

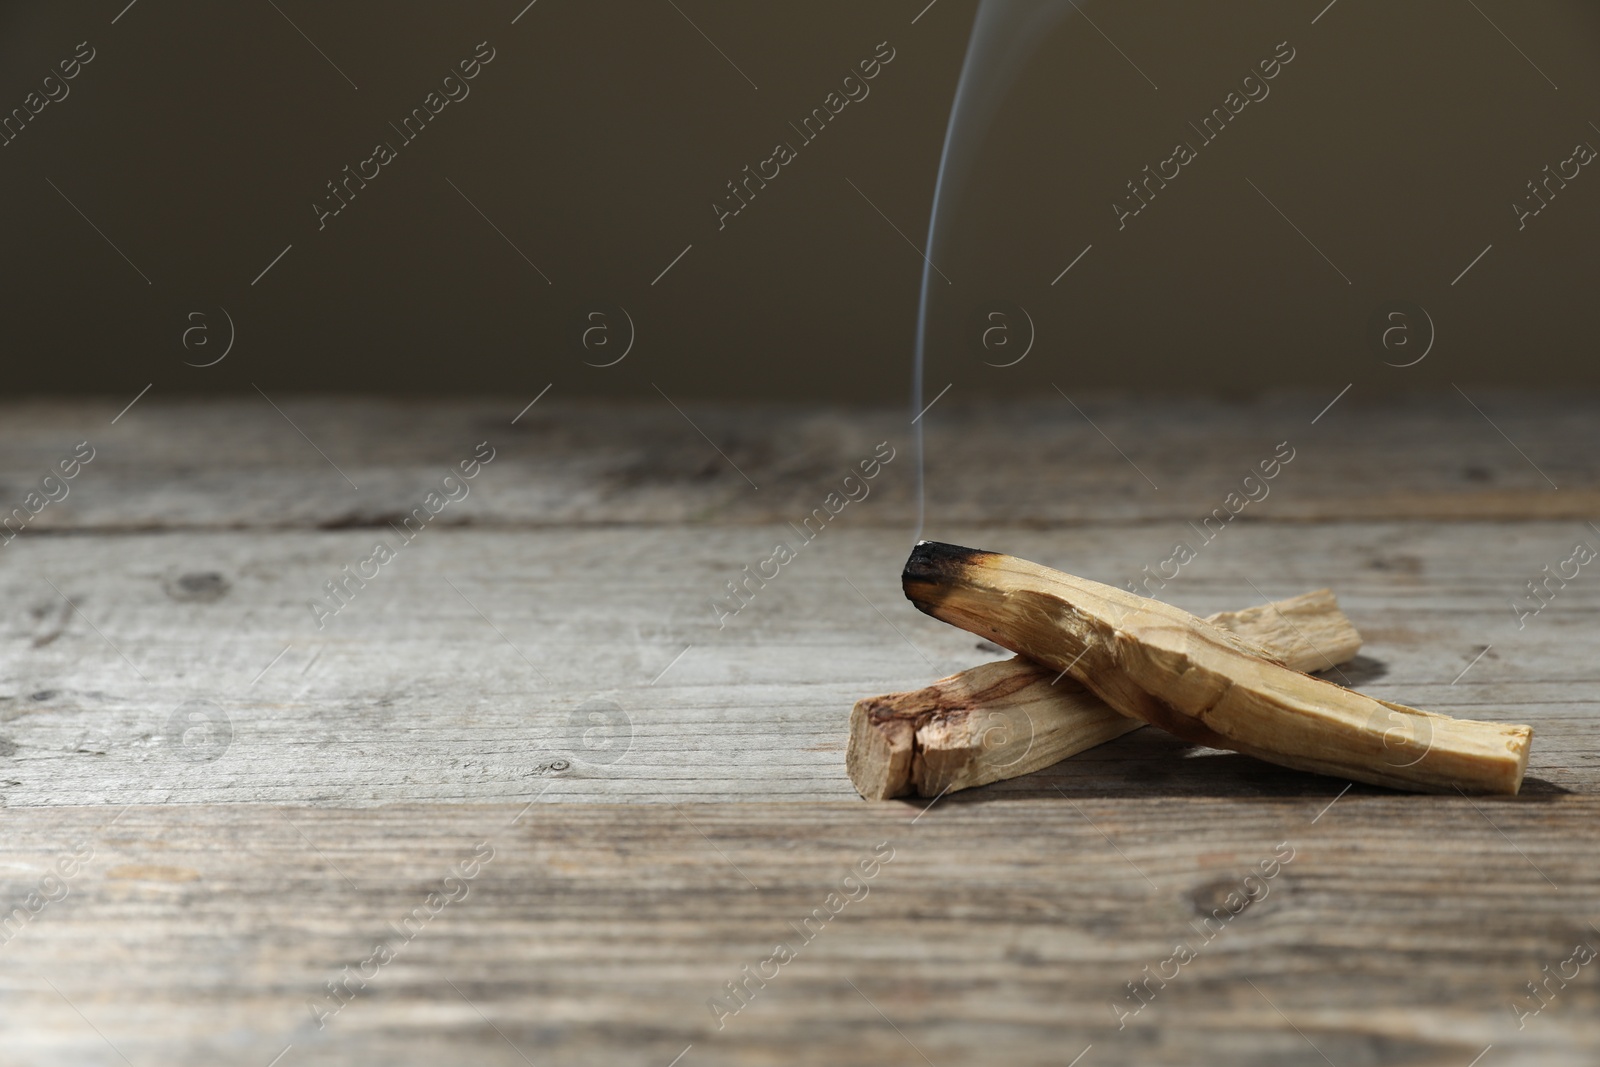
848 658 1052 800
848 695 915 800
908 668 1139 798
847 589 1365 800
1207 588 1363 674
902 541 1534 795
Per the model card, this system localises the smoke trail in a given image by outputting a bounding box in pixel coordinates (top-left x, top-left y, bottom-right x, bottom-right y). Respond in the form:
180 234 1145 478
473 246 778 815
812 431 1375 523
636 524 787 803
912 0 1076 541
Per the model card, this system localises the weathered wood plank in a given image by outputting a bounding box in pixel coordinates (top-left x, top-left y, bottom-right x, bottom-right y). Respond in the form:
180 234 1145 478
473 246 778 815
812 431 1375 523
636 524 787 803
1 397 1596 1067
4 393 1599 532
2 521 1596 806
0 799 1594 1066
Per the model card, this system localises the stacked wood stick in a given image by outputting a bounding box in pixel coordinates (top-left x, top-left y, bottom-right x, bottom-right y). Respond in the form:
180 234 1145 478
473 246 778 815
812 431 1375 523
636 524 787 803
847 542 1533 799
849 588 1361 799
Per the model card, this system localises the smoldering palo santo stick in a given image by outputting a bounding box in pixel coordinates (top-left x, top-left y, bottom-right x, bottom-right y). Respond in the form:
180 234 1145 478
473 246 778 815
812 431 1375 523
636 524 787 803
848 589 1362 800
901 541 1532 795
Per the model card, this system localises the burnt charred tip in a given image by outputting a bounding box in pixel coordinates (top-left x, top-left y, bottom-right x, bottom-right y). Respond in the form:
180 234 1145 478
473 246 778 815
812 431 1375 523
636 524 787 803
902 541 996 604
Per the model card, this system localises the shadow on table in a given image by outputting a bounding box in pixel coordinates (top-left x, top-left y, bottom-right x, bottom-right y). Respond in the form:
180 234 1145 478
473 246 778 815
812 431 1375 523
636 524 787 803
1314 654 1389 688
921 724 1569 804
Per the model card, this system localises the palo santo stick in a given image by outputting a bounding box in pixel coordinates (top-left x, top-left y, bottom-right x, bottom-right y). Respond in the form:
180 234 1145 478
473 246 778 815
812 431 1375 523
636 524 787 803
901 541 1533 795
848 589 1361 800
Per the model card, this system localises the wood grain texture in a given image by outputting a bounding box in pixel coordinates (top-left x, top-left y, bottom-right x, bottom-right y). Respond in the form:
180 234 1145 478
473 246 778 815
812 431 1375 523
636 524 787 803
0 398 1596 1065
1 522 1595 806
6 393 1600 532
0 799 1596 1067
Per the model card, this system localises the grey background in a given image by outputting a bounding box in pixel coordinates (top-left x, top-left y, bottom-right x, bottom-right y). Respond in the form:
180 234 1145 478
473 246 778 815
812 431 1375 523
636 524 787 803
1 0 1596 400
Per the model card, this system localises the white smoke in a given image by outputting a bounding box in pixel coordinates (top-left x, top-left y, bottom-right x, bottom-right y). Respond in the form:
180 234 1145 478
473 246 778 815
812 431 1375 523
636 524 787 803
913 0 1080 539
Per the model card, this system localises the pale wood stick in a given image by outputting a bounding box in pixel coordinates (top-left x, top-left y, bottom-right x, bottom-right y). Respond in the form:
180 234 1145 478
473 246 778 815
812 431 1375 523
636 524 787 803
899 541 1533 795
848 589 1360 800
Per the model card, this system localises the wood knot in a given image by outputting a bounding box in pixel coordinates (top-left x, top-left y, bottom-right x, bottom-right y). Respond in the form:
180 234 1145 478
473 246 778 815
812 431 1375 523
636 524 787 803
166 572 231 603
1187 875 1264 921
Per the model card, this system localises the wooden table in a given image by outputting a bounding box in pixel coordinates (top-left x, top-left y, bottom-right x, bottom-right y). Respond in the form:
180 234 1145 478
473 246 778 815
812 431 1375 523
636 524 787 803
2 393 1596 1066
